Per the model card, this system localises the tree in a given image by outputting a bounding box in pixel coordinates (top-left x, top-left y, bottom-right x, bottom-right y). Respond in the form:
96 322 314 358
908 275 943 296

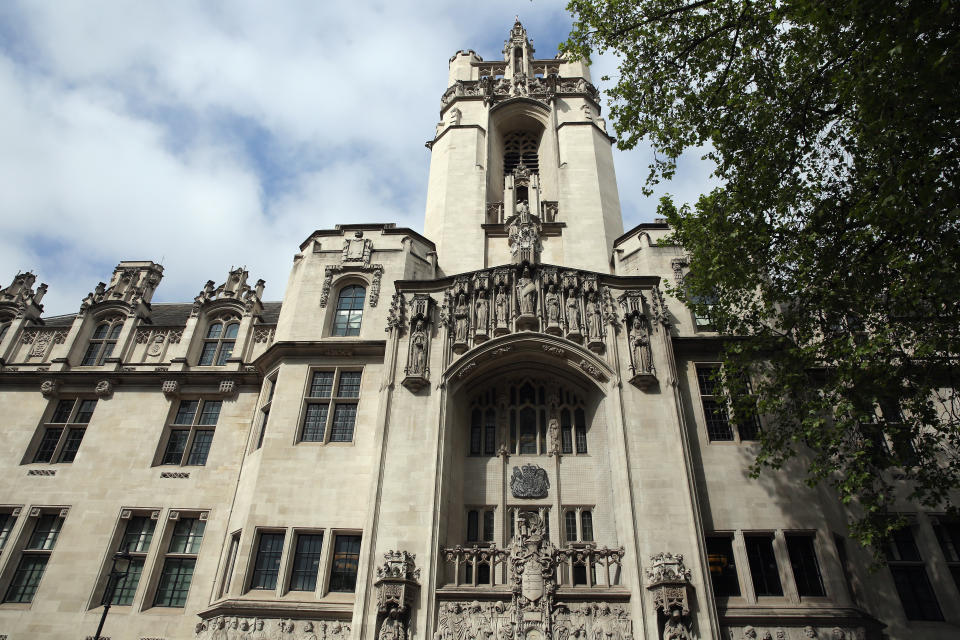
564 0 960 550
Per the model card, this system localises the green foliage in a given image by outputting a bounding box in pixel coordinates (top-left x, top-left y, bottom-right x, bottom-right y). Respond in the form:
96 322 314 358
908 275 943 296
566 0 960 552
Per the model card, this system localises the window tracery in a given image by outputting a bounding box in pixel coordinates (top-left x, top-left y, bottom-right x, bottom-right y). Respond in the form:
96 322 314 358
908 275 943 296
81 317 124 366
199 317 240 366
503 130 540 175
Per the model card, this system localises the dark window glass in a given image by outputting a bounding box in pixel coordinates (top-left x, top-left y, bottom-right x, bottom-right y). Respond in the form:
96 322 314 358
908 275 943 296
28 515 62 550
198 401 221 425
561 409 573 454
890 566 943 621
332 286 365 337
706 536 740 597
329 535 362 592
518 407 537 454
581 511 594 542
186 431 214 465
110 557 144 605
467 511 479 542
162 431 190 465
57 428 85 462
698 367 733 441
484 410 496 455
786 534 825 597
933 520 960 591
34 428 63 463
483 510 495 542
169 518 205 554
470 409 482 455
250 532 285 590
51 400 74 423
575 408 588 453
337 371 362 397
154 558 195 607
174 401 199 425
745 535 783 596
215 340 233 366
74 399 96 423
198 342 218 366
309 372 334 397
330 404 357 442
0 513 14 549
886 527 922 562
565 511 577 542
302 404 329 442
121 517 155 553
290 533 324 592
5 555 48 603
206 323 222 339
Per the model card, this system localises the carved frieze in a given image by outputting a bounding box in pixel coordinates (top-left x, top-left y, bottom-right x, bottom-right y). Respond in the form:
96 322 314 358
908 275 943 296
194 616 350 640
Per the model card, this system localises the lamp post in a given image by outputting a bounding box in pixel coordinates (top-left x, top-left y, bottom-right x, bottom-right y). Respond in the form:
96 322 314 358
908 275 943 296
93 550 133 640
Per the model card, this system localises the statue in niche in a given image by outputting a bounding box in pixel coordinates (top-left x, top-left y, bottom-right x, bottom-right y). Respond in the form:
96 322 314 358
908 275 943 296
544 285 561 325
548 418 560 455
586 293 602 340
378 616 405 640
454 294 470 343
475 294 489 334
631 316 651 373
410 321 427 373
566 289 581 333
516 200 531 222
516 268 537 316
495 285 509 326
662 609 692 640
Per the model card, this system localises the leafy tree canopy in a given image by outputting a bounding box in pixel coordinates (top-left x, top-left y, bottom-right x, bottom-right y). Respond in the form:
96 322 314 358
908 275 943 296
564 0 960 550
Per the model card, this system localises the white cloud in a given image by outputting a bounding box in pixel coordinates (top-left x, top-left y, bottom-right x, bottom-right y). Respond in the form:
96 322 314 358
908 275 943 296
0 1 716 316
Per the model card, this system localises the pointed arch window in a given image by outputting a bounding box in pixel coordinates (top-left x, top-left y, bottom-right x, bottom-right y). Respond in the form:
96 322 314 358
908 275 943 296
81 319 124 366
503 131 540 175
199 320 239 366
332 285 365 337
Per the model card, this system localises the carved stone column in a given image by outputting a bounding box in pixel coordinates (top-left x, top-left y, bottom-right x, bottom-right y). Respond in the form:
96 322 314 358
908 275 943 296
375 551 420 640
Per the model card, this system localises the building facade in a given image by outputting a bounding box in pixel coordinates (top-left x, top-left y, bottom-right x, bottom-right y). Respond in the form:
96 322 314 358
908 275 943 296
0 20 958 640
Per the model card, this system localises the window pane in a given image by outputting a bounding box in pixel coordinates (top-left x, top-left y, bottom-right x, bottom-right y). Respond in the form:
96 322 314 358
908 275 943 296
206 323 223 339
337 371 362 397
93 323 110 339
121 517 155 553
581 511 594 542
886 526 922 562
111 557 144 605
565 511 577 542
290 534 324 592
250 532 285 590
51 400 75 423
518 408 537 454
0 513 14 550
198 342 218 366
337 286 366 310
34 428 63 463
483 511 495 542
162 431 190 465
74 399 97 423
198 401 222 425
575 408 588 454
470 410 482 455
174 401 199 425
786 535 825 597
101 341 115 362
215 341 234 365
484 410 496 455
154 558 195 607
108 323 123 339
310 372 334 398
890 565 943 620
223 323 239 339
4 555 48 603
302 404 329 442
934 521 960 562
703 399 734 441
186 431 214 465
329 535 362 592
81 342 101 366
467 511 479 542
745 535 783 596
57 427 85 462
169 518 205 554
706 536 740 597
330 404 357 442
561 409 573 454
28 515 62 550
333 309 362 336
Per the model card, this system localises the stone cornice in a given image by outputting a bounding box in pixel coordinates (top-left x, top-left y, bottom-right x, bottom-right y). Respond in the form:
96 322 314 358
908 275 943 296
252 340 387 373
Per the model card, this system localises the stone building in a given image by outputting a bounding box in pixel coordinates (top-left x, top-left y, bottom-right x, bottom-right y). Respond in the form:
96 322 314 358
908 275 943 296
0 19 957 640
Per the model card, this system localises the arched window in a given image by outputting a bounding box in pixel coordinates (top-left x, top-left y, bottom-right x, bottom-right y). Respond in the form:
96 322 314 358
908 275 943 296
0 320 10 344
565 511 578 543
332 285 365 337
580 510 594 542
199 320 239 366
81 319 123 366
503 130 540 175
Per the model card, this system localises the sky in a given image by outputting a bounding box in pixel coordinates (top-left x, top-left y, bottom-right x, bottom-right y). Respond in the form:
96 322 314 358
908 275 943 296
0 1 716 317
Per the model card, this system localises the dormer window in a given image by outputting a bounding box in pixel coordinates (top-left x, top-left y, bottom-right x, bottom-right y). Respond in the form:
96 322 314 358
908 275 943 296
199 320 239 366
81 319 123 366
332 285 365 337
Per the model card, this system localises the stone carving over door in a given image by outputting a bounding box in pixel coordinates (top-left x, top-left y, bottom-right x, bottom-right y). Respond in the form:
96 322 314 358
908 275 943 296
194 616 350 639
510 463 549 499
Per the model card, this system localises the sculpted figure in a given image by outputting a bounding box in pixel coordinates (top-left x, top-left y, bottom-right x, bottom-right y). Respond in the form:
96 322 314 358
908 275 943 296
211 617 227 640
475 295 489 333
545 285 561 325
742 627 758 640
586 294 602 339
548 418 560 455
803 628 817 639
831 629 845 640
251 619 267 640
566 288 581 332
495 286 509 326
454 294 470 343
661 609 690 640
631 316 651 373
410 321 427 373
516 268 537 316
226 617 240 640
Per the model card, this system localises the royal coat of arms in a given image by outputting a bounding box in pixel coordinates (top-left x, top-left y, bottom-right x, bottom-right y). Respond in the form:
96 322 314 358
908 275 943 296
510 463 550 499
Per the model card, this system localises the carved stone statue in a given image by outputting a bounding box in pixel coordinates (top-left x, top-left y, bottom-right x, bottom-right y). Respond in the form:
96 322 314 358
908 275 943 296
496 286 509 326
410 321 427 374
565 289 581 334
631 316 651 373
454 294 470 343
516 269 536 316
662 609 691 640
516 200 531 222
548 418 560 455
545 285 561 326
586 294 602 340
475 295 489 334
